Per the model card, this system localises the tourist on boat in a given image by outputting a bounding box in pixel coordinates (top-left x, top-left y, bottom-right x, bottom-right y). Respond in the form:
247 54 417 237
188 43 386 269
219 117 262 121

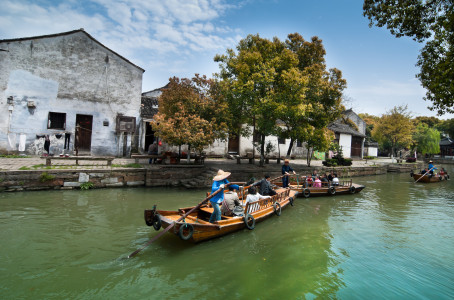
305 173 313 187
313 176 322 187
245 186 271 204
328 171 334 182
439 168 446 176
428 160 437 175
321 174 329 186
254 174 277 196
312 170 318 179
282 159 296 188
210 170 239 223
221 185 241 216
332 174 339 186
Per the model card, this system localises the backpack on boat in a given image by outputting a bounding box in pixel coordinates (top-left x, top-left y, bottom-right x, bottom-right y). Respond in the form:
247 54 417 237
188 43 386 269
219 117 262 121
232 206 244 217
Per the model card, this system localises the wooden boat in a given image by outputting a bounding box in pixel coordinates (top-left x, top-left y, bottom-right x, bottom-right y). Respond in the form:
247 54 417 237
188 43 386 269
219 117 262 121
144 188 297 243
273 178 365 198
412 173 449 183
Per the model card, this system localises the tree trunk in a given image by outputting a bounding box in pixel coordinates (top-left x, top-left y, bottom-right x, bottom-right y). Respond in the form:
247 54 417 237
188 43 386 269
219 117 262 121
307 146 313 167
278 137 281 159
178 145 181 159
260 134 265 166
187 144 191 163
286 138 294 156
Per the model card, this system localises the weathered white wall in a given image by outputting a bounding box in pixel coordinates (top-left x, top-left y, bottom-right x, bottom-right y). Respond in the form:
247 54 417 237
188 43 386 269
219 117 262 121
367 147 378 157
0 31 143 156
339 133 352 158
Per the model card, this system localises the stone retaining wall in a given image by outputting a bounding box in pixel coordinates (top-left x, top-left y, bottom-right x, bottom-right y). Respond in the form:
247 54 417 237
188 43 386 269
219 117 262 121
0 162 423 192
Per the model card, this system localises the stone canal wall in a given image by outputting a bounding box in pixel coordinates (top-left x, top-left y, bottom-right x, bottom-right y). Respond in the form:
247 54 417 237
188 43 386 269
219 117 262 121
0 162 424 192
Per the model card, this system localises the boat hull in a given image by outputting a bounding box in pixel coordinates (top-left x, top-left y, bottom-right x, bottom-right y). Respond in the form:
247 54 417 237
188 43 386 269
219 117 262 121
145 188 297 243
412 173 448 183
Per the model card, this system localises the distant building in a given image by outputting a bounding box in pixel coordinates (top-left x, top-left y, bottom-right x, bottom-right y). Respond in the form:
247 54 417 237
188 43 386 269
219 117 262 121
0 29 144 156
139 86 166 153
328 109 367 158
440 137 454 157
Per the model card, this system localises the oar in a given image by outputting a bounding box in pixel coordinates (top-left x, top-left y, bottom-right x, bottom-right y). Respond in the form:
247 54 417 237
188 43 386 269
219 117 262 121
128 185 228 258
414 166 435 183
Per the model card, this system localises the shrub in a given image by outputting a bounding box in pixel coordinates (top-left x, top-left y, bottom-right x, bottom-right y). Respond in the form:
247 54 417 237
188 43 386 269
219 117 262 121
80 182 94 190
39 172 55 182
363 156 375 160
406 157 417 163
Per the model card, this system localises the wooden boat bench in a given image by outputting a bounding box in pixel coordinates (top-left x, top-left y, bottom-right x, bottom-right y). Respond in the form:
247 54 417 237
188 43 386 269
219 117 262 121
41 156 114 166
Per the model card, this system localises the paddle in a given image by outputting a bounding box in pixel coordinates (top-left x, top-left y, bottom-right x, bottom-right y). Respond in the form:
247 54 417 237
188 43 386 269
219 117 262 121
128 185 228 258
414 166 435 183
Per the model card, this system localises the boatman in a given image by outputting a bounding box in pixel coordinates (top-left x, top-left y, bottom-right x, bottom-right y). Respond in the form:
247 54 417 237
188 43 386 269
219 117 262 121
282 159 296 188
428 160 437 175
210 170 239 223
253 174 277 196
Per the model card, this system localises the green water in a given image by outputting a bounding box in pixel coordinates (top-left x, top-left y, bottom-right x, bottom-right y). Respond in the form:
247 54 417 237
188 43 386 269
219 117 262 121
1 168 453 299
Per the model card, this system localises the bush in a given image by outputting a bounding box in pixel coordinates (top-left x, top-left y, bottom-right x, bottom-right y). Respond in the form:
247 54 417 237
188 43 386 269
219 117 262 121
80 182 94 190
406 157 417 163
39 172 55 182
363 156 375 160
322 158 351 166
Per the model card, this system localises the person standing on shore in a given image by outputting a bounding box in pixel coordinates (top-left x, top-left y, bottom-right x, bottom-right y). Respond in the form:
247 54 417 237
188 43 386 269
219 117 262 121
282 159 296 188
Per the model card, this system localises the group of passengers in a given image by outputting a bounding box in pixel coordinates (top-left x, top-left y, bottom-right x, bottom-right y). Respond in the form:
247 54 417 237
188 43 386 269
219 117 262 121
301 170 339 188
420 160 448 178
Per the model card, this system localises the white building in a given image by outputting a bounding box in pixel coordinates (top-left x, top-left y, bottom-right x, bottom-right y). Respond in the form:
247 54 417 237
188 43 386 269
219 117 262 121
0 29 144 156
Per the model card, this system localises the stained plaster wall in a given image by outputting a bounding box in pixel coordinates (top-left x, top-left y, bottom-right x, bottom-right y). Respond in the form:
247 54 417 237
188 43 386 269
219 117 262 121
339 133 352 158
0 31 143 156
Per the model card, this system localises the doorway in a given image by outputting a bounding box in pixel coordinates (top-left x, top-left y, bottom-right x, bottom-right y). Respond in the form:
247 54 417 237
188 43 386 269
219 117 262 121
144 122 155 152
75 114 93 153
228 134 240 154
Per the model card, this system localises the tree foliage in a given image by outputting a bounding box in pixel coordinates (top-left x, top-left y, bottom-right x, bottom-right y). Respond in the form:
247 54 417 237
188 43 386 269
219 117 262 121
371 105 413 156
412 123 441 155
363 0 454 115
151 75 228 154
214 33 345 164
438 118 454 138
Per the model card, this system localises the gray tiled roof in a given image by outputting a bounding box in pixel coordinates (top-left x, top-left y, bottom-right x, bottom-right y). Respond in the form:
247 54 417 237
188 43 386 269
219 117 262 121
328 122 366 137
440 137 454 146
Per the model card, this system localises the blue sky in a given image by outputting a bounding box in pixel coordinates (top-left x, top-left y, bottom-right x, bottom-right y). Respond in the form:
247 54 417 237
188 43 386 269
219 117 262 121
1 0 451 119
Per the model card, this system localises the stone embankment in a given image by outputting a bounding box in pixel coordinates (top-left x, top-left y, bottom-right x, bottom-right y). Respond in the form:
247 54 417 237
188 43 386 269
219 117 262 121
0 160 424 192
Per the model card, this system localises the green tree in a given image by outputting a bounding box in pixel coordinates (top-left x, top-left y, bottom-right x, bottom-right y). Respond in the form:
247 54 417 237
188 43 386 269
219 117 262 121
438 118 454 138
412 123 441 156
215 34 295 165
276 34 346 157
151 75 228 158
358 113 380 142
363 0 454 115
372 105 413 157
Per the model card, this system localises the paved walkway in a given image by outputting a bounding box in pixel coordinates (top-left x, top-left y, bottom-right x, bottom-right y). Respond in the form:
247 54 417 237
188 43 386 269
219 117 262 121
0 156 397 171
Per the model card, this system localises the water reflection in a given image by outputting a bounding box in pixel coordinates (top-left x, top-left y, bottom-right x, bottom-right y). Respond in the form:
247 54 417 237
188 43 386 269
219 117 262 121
0 168 453 299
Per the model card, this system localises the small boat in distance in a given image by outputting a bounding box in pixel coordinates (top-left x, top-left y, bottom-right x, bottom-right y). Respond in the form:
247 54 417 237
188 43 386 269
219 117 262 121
273 177 365 198
144 187 297 243
411 172 449 183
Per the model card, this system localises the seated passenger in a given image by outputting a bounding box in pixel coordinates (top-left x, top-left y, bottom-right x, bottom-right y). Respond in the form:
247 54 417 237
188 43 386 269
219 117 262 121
313 176 322 187
221 186 241 216
439 168 446 176
321 174 329 186
305 173 313 187
332 174 339 186
253 174 277 196
245 186 271 204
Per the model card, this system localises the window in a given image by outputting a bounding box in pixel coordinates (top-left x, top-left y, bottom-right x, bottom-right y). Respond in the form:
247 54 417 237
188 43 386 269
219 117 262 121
48 112 66 129
253 131 260 143
297 140 303 147
278 137 286 144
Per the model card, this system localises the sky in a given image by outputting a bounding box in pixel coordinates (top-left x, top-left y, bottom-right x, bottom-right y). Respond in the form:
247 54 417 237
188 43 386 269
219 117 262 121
1 0 452 119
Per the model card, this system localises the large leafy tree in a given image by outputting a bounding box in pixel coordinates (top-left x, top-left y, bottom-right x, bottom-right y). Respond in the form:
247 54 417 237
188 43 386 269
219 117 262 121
151 75 228 157
277 34 346 157
372 105 413 157
438 118 454 138
412 123 441 155
215 33 345 165
363 0 454 115
215 34 295 165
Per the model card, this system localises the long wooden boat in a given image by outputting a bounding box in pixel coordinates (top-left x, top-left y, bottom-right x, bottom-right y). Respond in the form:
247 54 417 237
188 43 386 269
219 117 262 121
412 173 449 183
273 178 365 198
144 188 297 243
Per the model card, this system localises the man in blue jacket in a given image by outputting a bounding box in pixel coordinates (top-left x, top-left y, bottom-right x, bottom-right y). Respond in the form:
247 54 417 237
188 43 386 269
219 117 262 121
210 170 239 223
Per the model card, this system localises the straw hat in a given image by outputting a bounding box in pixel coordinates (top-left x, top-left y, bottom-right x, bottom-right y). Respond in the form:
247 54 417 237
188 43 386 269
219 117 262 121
429 160 433 163
213 169 231 181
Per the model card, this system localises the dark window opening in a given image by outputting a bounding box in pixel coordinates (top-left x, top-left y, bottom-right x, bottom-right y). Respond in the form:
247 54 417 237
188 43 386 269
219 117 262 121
278 137 286 144
297 140 302 147
253 131 260 143
48 112 66 129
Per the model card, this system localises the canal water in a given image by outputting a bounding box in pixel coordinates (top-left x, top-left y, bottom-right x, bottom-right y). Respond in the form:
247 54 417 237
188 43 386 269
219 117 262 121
1 167 453 299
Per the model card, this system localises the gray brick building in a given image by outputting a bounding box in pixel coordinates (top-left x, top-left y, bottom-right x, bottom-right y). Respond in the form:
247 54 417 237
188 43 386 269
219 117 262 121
0 29 144 156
